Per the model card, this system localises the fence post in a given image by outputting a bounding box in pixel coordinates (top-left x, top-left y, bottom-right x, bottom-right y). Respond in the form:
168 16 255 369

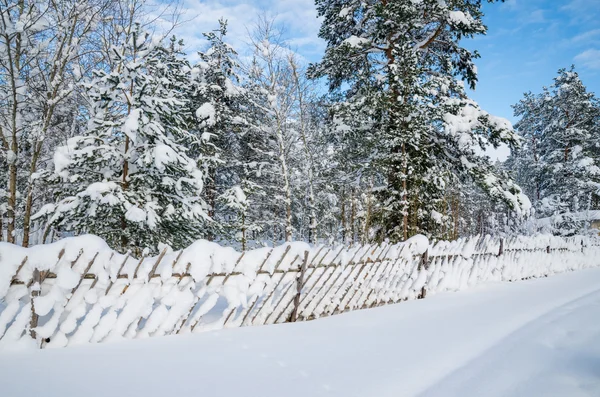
498 238 504 257
29 268 41 340
290 251 309 323
546 245 550 254
419 249 429 299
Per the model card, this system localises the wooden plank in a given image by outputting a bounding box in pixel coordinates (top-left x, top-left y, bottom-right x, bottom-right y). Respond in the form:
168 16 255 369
302 244 372 320
252 254 301 325
10 256 28 284
268 247 333 324
289 251 309 322
331 244 392 314
105 253 130 295
147 248 168 280
29 269 41 340
237 249 277 326
293 245 355 318
70 252 99 295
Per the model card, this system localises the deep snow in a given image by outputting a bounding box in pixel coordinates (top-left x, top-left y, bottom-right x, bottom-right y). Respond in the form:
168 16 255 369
1 267 600 397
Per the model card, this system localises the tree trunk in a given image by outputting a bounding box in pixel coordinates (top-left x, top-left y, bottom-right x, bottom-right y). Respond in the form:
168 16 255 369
363 177 373 243
241 213 247 251
402 142 408 241
340 189 346 243
21 140 44 247
350 188 356 243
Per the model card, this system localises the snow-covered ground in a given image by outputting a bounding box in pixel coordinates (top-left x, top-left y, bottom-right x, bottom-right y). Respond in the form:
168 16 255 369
2 267 600 397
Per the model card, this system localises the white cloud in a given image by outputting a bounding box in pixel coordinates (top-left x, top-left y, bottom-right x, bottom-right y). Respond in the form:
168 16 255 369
571 29 600 44
574 49 600 69
168 0 324 62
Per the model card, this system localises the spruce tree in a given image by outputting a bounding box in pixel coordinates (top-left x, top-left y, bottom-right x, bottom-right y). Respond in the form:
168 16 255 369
511 67 600 235
38 27 207 253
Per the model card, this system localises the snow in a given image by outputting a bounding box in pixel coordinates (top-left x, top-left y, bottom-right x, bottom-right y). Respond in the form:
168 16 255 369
1 233 598 351
196 103 216 126
124 204 146 223
2 268 600 396
122 108 141 143
343 35 370 48
153 144 178 172
447 10 474 27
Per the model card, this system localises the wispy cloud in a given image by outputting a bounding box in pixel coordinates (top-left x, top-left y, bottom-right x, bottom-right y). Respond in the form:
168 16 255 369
166 0 324 62
570 29 600 44
574 49 600 69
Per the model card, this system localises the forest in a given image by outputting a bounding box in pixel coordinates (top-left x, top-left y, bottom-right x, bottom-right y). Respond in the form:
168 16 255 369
1 0 599 254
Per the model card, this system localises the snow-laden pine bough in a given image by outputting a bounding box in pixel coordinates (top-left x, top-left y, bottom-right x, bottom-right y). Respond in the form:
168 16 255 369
0 233 598 350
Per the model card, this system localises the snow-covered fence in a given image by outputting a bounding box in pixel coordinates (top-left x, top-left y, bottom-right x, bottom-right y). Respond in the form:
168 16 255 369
0 234 599 350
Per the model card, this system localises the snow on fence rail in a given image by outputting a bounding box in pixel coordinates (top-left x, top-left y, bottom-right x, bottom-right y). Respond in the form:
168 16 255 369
0 233 598 350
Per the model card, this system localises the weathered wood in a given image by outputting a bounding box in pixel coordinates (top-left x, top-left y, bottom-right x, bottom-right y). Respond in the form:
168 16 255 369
243 249 295 325
121 256 146 295
342 244 393 312
29 269 41 340
237 250 277 326
254 254 301 325
105 253 130 295
370 254 409 307
147 248 168 280
361 253 401 308
219 253 251 328
290 251 309 322
305 244 372 319
280 247 342 320
271 247 332 324
270 277 299 324
332 244 392 315
71 252 99 295
352 247 400 310
419 249 430 299
498 238 504 257
10 256 28 284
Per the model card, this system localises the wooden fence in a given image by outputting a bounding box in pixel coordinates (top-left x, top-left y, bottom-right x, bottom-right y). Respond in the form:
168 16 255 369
0 234 599 349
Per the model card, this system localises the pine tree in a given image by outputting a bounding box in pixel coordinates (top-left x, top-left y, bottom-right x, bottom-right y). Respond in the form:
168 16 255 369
190 19 246 242
309 0 530 241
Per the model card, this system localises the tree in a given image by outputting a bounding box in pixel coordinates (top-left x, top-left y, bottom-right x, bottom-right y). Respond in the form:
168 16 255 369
309 0 530 241
37 27 207 253
511 67 600 235
0 0 114 245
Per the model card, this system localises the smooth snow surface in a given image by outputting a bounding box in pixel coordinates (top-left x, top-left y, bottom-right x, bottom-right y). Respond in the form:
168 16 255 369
2 268 600 397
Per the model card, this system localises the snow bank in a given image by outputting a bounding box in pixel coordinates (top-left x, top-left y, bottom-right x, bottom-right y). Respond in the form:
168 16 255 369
1 233 599 350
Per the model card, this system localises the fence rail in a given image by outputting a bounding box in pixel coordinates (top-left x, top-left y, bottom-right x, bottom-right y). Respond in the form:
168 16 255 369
0 234 598 350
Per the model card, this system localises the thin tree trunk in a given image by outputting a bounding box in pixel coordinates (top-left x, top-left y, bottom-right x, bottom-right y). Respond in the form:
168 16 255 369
22 11 81 247
340 188 346 243
241 213 246 251
275 118 293 242
4 0 25 244
289 58 317 244
453 195 460 240
350 188 356 243
363 177 373 243
402 142 408 240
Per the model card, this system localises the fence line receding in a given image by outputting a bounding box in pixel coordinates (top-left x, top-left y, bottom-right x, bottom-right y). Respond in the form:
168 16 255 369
0 233 598 350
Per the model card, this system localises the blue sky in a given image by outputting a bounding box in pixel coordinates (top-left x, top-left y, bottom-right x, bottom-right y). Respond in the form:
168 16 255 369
465 0 600 123
171 0 600 159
